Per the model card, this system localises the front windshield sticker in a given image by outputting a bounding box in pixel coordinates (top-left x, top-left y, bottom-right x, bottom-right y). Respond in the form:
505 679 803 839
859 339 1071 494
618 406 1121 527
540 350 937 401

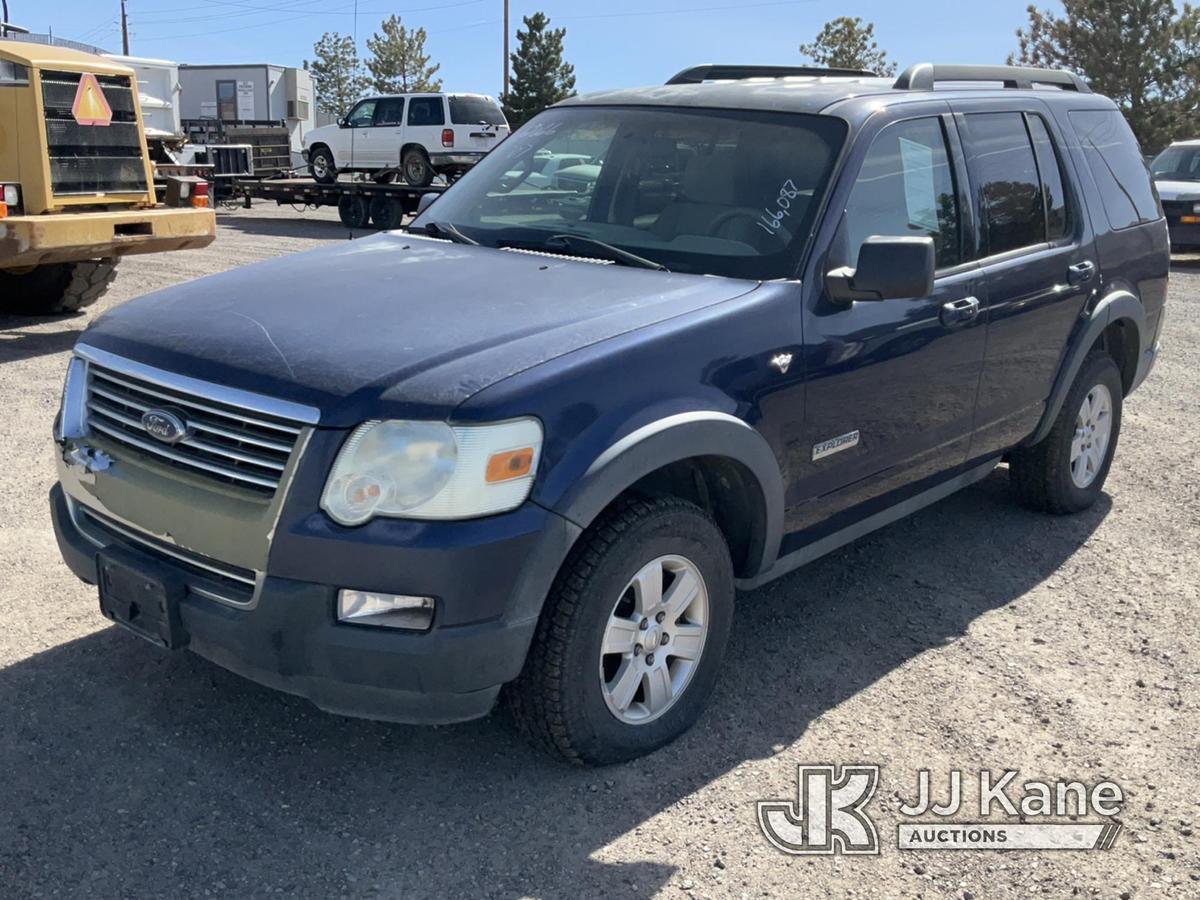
899 137 939 232
757 179 806 237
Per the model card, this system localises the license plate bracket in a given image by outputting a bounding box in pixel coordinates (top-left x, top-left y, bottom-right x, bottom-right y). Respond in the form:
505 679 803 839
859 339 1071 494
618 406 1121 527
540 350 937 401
97 548 189 650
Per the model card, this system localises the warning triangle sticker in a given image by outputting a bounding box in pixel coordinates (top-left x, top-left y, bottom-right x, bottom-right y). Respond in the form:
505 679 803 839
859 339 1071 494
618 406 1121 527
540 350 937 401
71 73 114 127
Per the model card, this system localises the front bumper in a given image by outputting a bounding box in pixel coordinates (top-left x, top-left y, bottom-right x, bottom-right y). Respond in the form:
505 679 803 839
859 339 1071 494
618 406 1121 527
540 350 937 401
0 206 215 269
51 483 578 724
1166 219 1200 249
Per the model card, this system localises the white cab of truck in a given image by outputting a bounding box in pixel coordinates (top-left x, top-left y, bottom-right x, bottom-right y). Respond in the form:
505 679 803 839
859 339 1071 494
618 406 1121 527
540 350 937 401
302 92 509 187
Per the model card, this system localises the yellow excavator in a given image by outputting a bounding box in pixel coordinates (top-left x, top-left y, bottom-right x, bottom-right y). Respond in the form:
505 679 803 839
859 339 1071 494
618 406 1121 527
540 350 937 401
0 38 214 314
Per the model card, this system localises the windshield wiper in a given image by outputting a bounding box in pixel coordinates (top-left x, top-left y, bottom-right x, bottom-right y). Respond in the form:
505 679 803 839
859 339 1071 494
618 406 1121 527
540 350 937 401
415 221 480 245
545 233 668 271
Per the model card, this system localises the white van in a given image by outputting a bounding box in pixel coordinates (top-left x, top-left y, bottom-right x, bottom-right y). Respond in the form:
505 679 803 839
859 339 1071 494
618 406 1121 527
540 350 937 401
302 93 509 186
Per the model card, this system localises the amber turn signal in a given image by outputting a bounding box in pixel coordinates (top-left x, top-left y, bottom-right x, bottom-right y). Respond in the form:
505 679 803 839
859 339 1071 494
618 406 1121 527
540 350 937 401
486 447 535 483
1182 215 1200 224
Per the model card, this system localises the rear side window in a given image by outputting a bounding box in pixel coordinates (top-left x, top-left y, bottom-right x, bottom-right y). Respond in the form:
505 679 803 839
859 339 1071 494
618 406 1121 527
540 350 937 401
374 97 405 126
963 112 1044 256
1026 115 1072 241
1069 109 1159 229
407 96 446 126
841 117 962 269
449 95 507 126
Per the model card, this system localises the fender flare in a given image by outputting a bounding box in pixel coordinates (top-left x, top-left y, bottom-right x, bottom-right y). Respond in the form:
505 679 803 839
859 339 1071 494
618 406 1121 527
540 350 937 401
1026 290 1144 447
552 411 785 578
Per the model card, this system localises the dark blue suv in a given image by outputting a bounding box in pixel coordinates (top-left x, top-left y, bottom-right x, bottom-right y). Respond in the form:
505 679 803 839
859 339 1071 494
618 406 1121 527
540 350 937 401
51 64 1168 764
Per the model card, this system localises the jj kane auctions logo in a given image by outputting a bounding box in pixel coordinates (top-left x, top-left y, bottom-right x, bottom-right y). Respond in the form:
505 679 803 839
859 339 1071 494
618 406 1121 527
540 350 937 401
758 765 1124 855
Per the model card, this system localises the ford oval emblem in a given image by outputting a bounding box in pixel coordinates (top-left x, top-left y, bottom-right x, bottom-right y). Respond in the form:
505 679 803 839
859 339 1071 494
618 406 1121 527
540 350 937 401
141 409 189 445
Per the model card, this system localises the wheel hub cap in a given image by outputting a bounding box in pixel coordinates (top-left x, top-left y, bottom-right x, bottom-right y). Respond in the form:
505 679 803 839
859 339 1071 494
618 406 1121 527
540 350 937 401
599 554 709 725
1070 383 1113 489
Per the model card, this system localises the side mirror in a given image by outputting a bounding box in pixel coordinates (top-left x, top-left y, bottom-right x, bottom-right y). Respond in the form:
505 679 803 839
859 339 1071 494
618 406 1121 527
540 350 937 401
415 193 439 216
826 236 935 303
337 117 347 128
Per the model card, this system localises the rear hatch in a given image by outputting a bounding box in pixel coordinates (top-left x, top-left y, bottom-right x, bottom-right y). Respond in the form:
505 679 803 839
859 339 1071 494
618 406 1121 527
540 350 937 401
446 93 509 152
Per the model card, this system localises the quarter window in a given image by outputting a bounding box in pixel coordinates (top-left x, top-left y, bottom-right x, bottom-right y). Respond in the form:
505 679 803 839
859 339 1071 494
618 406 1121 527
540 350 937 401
1069 109 1159 230
407 96 446 126
964 112 1045 256
841 117 962 269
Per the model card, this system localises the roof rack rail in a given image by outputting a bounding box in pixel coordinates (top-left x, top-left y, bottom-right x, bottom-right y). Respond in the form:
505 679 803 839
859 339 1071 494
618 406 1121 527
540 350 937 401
894 63 1090 93
666 64 878 85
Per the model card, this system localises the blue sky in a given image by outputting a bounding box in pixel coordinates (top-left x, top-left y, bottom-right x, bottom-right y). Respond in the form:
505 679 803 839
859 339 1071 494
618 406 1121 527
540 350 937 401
38 0 1058 95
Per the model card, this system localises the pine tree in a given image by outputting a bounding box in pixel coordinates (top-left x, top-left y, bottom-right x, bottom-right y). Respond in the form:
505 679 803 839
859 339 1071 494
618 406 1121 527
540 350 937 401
1011 1 1200 152
307 32 370 118
366 15 442 94
799 17 897 77
503 12 576 128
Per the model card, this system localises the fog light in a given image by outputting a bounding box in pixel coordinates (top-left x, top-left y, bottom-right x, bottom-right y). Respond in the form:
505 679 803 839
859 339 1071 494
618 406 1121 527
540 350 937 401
337 590 435 630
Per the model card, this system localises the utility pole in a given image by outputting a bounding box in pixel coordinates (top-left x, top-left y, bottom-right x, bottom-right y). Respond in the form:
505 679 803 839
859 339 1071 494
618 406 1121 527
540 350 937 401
120 0 130 55
502 0 509 100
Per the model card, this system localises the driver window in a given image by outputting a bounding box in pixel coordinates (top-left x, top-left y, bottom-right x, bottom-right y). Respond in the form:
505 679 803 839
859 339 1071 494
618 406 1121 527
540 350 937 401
842 117 962 269
347 100 377 127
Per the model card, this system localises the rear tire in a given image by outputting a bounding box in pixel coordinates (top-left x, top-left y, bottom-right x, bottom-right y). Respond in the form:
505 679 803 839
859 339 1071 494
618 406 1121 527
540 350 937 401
507 496 735 766
402 148 434 187
1010 351 1123 514
369 195 404 230
0 259 118 315
337 194 370 229
309 146 337 184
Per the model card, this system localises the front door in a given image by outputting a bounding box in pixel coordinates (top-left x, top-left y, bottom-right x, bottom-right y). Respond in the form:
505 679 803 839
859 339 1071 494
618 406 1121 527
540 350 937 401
342 98 378 167
790 112 987 537
371 97 406 168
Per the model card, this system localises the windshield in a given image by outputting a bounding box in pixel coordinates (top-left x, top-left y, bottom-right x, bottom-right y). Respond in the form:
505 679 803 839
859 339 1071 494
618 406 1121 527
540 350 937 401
449 95 507 126
1151 146 1200 180
412 105 846 279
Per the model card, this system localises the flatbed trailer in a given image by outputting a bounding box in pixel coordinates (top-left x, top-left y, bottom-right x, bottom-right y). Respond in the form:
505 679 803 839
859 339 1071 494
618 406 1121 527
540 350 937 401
232 177 446 230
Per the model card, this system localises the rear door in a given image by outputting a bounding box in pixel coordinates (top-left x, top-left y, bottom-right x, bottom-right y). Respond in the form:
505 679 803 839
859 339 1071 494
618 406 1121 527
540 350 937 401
447 94 510 153
406 95 447 156
953 103 1097 456
791 109 988 534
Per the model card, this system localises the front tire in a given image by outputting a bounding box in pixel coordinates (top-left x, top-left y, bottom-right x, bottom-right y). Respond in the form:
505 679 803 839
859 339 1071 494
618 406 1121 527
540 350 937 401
0 259 118 315
507 496 734 765
309 146 337 184
1010 351 1123 514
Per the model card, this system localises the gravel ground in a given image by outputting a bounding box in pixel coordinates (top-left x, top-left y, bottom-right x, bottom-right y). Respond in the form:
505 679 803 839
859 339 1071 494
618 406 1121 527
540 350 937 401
0 205 1197 899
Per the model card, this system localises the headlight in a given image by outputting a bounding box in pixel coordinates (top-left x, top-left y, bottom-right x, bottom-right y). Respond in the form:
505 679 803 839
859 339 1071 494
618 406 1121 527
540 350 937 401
321 417 542 525
1193 201 1200 214
2 184 18 207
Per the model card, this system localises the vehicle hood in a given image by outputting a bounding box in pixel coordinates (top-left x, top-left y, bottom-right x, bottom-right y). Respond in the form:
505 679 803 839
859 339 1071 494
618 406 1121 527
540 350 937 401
1154 179 1200 202
81 232 760 426
303 123 337 147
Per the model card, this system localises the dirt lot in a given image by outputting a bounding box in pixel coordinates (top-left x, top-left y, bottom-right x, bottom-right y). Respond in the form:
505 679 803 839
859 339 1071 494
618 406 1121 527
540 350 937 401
0 205 1197 899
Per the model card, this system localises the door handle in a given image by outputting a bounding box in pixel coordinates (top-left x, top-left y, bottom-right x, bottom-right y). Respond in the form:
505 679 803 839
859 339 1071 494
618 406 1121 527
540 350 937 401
940 296 980 327
1068 261 1097 285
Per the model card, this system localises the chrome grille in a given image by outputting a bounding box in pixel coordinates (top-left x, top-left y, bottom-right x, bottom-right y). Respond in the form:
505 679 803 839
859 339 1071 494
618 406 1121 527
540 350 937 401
83 361 306 494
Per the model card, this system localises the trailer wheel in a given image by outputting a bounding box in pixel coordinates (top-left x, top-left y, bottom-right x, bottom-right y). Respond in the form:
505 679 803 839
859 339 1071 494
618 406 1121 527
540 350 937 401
402 148 435 187
337 195 371 229
309 146 337 184
369 195 405 230
0 259 118 316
